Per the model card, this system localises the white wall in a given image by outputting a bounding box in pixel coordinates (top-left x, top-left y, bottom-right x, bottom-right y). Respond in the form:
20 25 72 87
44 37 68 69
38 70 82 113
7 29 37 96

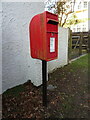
2 2 44 93
0 2 2 119
0 2 2 94
1 2 69 93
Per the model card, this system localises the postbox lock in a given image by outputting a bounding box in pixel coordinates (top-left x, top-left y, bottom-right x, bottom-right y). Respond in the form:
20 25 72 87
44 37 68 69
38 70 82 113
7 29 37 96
51 33 54 36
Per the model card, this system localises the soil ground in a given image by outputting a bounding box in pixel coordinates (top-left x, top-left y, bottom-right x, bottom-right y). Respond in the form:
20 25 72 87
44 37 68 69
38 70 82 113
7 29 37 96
2 54 89 119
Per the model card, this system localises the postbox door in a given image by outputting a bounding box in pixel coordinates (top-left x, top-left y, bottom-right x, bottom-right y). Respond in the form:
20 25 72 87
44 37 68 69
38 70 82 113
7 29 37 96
47 32 58 60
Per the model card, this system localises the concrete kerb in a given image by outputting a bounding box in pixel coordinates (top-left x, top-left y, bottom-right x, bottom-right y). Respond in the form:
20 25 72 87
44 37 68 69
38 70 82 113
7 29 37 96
69 53 88 63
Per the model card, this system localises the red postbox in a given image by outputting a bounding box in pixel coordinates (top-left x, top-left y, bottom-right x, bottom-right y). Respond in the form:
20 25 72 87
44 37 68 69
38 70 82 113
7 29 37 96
29 11 58 61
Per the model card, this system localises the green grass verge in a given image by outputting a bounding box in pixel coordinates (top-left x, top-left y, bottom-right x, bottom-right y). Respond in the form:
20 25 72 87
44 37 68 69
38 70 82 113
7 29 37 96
70 54 88 70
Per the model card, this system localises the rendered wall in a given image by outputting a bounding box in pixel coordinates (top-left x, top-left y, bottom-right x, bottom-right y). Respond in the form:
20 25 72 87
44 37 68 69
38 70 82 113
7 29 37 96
2 2 44 93
0 2 2 94
0 2 2 119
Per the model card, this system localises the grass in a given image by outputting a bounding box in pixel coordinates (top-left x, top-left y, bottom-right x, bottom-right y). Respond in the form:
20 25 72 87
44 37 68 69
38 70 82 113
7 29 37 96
70 54 88 69
88 53 90 73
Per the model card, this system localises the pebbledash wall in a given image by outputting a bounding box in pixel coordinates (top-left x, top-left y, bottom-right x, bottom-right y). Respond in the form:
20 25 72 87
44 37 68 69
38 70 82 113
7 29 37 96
0 2 2 94
1 2 69 93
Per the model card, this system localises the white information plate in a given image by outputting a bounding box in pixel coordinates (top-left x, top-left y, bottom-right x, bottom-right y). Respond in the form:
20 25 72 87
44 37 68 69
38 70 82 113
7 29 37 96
50 37 55 52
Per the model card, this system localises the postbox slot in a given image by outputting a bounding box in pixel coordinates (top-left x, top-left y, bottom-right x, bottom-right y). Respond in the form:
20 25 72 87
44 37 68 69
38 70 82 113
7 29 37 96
47 31 58 34
47 18 58 25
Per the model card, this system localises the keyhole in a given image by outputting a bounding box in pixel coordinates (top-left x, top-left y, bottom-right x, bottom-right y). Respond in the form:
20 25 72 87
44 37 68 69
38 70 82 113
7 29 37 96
51 33 54 36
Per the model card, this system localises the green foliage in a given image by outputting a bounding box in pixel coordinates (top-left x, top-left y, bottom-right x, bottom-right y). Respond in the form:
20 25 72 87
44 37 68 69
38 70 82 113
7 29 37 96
64 13 79 27
64 13 88 27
